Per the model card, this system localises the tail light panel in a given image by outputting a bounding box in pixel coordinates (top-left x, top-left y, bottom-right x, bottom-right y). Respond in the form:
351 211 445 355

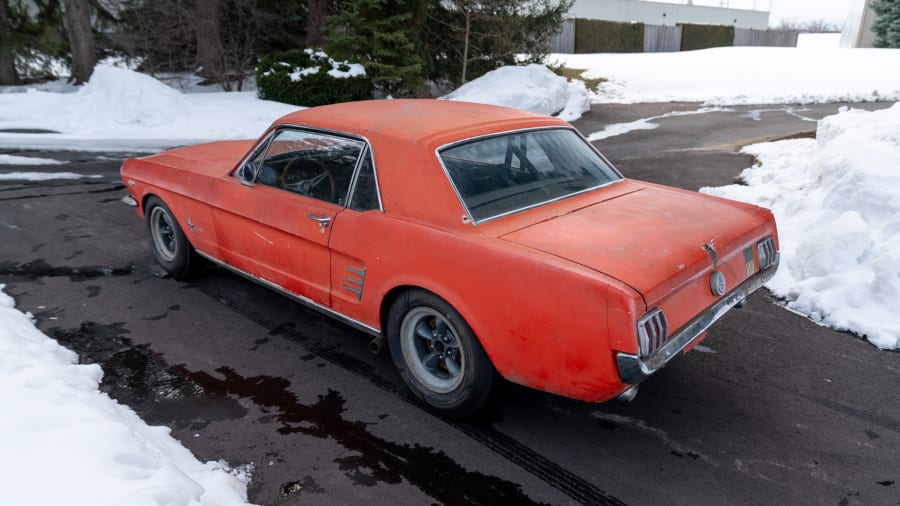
637 309 669 357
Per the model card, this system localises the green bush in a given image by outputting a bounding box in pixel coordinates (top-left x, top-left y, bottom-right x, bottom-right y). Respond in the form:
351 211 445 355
680 23 735 51
574 19 644 53
256 49 373 107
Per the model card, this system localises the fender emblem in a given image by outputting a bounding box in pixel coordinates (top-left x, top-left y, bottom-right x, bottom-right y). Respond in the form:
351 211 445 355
187 218 204 233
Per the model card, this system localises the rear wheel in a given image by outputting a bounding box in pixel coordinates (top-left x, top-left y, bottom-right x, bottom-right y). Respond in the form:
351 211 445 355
145 196 203 279
387 289 494 417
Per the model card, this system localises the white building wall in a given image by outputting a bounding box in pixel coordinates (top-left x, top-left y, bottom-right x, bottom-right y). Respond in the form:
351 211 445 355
841 0 877 48
568 0 769 30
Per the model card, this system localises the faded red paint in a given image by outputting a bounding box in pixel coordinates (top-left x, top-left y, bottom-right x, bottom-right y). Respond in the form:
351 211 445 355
121 99 778 404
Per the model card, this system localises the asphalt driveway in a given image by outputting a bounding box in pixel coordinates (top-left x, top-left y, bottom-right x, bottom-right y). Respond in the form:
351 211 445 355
1 101 897 505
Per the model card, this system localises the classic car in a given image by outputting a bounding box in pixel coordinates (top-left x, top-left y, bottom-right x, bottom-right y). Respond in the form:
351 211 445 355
121 99 779 417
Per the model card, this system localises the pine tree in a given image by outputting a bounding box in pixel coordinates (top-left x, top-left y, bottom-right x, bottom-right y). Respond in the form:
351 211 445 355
424 0 572 89
327 0 428 97
872 0 900 48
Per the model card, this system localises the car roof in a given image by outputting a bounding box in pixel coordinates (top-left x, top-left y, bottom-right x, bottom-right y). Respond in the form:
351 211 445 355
272 99 565 146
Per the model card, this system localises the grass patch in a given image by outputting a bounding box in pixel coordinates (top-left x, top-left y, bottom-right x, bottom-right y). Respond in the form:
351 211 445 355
550 66 607 91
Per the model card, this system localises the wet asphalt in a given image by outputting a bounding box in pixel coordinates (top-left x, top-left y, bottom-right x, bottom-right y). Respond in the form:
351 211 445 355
1 102 898 506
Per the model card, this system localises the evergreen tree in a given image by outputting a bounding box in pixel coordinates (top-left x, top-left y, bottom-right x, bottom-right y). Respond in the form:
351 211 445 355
0 1 20 84
327 0 428 97
0 0 68 84
872 0 900 48
424 0 572 89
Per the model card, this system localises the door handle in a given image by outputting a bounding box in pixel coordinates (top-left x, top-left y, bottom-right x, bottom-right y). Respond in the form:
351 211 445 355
307 212 331 231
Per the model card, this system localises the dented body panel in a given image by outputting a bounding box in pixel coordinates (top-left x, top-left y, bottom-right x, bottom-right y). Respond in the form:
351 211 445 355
121 99 778 404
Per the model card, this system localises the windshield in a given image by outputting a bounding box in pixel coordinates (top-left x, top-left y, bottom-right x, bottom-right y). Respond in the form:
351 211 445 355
439 128 622 222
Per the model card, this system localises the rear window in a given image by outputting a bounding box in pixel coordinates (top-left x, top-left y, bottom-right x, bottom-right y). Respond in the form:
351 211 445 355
439 128 622 222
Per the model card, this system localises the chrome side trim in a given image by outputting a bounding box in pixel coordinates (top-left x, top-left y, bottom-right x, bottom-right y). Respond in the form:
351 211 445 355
616 253 780 385
194 250 381 337
122 193 138 207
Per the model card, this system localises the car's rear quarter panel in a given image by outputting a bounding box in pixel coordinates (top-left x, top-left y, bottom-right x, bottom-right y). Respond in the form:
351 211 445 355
331 213 636 402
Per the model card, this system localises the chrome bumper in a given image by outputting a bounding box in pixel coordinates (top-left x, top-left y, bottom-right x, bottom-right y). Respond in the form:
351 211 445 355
616 254 780 385
122 193 137 207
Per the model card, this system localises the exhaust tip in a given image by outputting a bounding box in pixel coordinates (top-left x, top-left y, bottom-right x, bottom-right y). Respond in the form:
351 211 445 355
616 385 639 402
368 336 385 354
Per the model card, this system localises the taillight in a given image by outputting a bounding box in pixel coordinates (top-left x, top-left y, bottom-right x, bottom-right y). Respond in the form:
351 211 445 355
757 237 777 270
637 309 669 357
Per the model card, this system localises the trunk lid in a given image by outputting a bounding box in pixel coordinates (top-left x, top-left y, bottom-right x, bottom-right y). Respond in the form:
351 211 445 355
500 183 770 306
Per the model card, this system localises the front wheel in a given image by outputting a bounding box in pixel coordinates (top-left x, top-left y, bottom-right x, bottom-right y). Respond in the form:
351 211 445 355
145 196 203 280
387 290 494 417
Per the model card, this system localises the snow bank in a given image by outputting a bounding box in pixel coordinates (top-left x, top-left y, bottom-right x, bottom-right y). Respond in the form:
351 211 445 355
0 65 298 151
796 33 842 49
702 104 900 349
0 285 255 505
553 47 900 105
442 64 590 121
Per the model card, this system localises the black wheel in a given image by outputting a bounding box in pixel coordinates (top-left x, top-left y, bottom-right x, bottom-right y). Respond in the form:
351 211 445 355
144 196 202 280
387 289 494 417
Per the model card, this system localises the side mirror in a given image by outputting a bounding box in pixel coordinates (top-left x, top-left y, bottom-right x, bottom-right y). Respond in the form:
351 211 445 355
239 162 257 184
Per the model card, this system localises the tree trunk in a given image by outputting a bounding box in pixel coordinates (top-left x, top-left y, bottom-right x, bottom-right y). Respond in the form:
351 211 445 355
1 0 20 84
63 0 96 84
0 49 18 85
194 0 225 81
461 12 470 83
306 0 334 47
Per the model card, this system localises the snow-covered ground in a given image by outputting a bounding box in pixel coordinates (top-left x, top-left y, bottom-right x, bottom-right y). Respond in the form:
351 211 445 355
0 171 101 181
553 47 900 105
0 65 298 152
0 285 255 505
703 103 900 350
1 46 898 504
0 154 64 165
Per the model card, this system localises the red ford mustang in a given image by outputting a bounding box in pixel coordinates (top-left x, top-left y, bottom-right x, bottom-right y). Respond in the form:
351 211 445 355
121 99 779 416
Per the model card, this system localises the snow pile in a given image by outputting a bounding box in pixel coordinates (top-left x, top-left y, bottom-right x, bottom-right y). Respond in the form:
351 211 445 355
796 33 842 49
702 104 900 349
442 64 590 121
0 65 298 151
553 47 900 105
0 285 255 505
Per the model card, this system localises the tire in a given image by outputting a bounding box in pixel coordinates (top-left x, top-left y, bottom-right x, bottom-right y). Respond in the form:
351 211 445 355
387 289 494 417
144 196 203 280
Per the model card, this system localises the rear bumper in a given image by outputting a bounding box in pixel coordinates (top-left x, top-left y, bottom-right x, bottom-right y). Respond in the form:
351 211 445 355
616 253 779 385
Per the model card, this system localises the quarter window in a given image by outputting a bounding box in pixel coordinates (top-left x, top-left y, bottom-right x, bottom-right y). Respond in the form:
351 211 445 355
349 150 380 211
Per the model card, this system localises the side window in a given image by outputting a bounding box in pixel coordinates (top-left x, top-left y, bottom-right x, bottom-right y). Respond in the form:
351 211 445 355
251 129 364 206
349 150 380 211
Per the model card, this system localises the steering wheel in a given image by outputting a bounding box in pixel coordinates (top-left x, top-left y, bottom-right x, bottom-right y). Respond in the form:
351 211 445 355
281 157 336 202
